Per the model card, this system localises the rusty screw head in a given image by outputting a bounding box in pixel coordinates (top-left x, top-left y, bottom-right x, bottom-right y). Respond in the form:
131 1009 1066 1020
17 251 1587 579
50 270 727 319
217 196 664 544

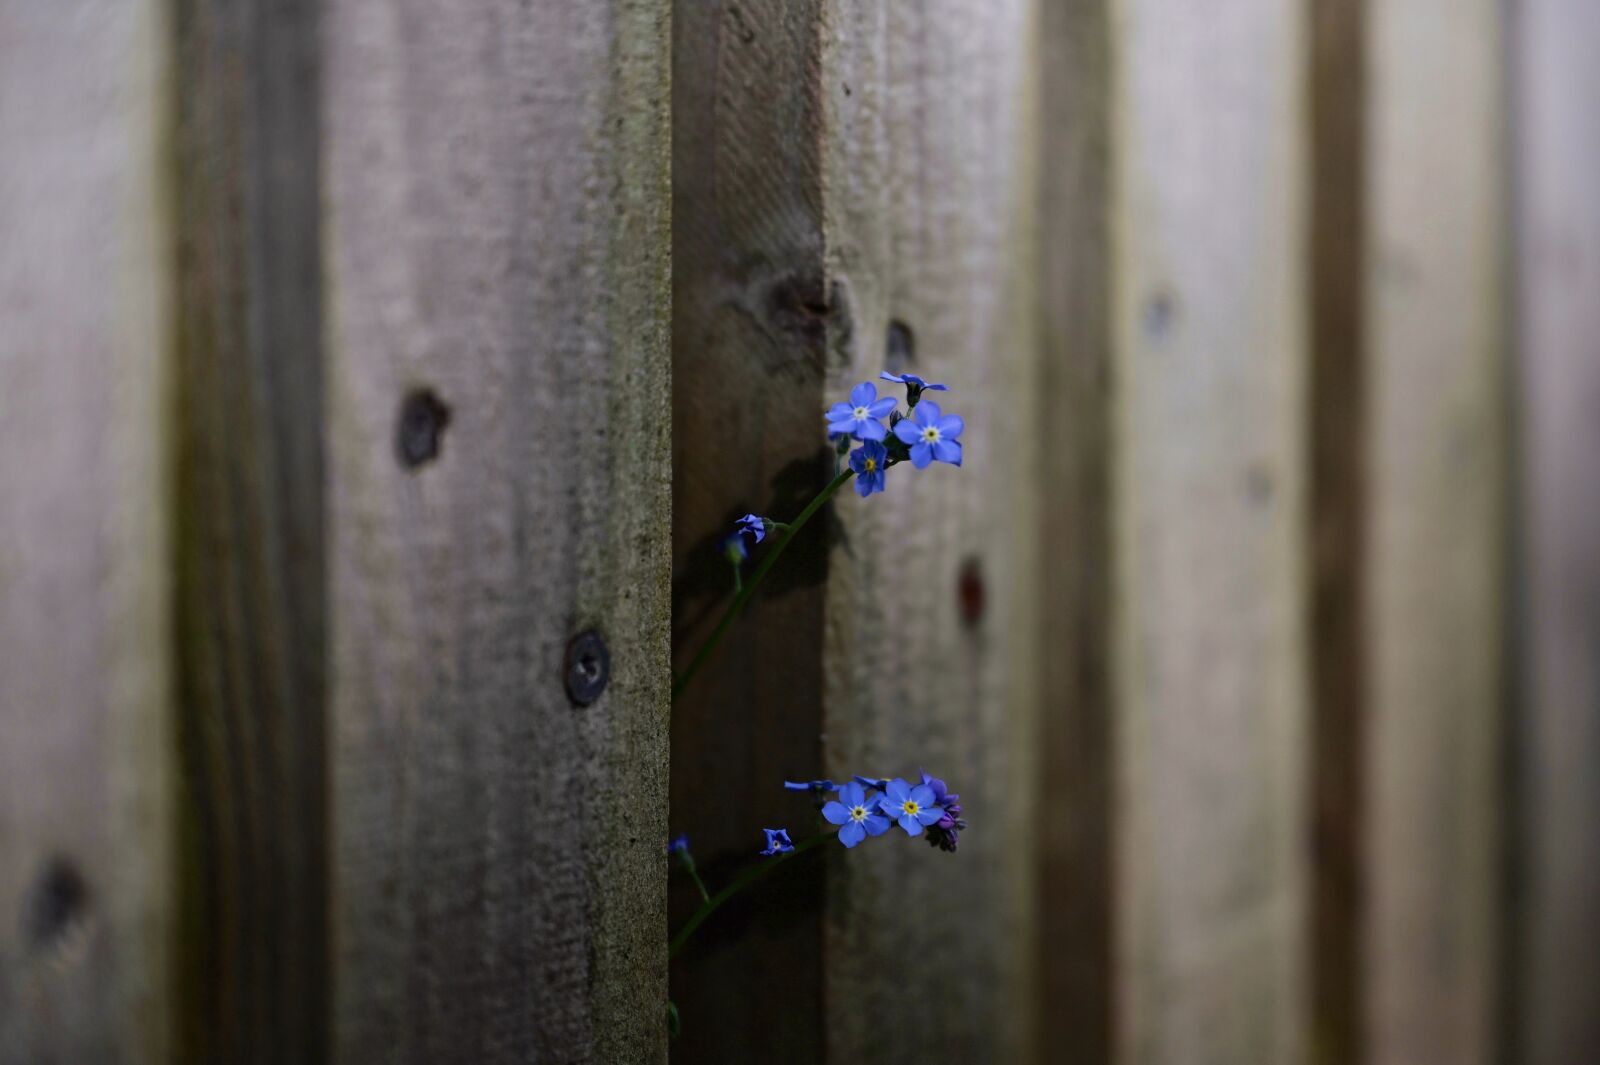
565 630 610 706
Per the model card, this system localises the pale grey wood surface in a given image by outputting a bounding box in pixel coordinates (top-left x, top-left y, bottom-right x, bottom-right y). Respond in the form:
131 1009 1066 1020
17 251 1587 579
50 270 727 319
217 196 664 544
1110 2 1310 1063
820 2 1042 1060
1512 2 1600 1061
0 3 175 1061
1363 3 1506 1063
323 0 672 1060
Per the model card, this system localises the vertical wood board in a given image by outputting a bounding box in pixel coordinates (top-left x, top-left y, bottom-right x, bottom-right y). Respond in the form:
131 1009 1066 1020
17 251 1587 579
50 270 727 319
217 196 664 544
1110 1 1310 1062
324 0 672 1060
820 1 1043 1060
1363 3 1506 1063
0 2 175 1061
1511 1 1600 1061
667 0 833 1060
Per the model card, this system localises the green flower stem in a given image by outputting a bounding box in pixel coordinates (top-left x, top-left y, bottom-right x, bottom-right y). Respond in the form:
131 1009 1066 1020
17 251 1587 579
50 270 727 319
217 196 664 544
669 832 829 959
687 866 711 905
671 468 853 703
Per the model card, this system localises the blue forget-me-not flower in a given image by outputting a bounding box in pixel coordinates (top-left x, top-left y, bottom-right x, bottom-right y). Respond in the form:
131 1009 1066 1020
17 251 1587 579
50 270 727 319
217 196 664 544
849 440 888 497
880 371 949 407
736 514 769 544
760 828 795 856
826 382 896 441
892 400 963 469
877 777 945 837
821 781 892 848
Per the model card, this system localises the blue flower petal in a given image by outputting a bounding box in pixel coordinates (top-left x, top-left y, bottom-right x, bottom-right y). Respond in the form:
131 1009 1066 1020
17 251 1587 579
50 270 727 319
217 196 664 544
910 443 934 469
821 801 851 825
893 419 922 445
933 439 962 466
849 381 877 407
856 418 887 442
915 805 944 826
867 396 897 418
936 414 964 439
839 781 865 808
915 400 941 426
923 382 950 392
862 814 891 836
909 784 937 807
897 814 924 836
838 820 866 848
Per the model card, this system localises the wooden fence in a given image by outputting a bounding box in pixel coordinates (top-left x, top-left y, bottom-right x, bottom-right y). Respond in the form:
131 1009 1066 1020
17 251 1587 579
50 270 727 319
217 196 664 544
1 1 1596 1064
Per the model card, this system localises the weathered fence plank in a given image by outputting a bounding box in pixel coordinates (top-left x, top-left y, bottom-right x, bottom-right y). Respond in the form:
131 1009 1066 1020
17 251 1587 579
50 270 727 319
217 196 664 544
1110 3 1310 1063
1362 3 1506 1064
667 1 833 1061
1037 0 1115 1060
0 3 176 1061
1308 0 1368 1063
1511 2 1600 1061
323 0 672 1060
168 0 327 1058
820 2 1043 1061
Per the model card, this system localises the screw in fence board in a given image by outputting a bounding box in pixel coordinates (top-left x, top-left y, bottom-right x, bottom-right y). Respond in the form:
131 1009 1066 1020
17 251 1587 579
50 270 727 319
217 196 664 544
322 0 672 1060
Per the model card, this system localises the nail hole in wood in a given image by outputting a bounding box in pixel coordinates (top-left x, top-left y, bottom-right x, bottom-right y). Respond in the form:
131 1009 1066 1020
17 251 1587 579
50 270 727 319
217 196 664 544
958 556 986 629
1143 289 1177 340
21 857 88 951
396 388 451 469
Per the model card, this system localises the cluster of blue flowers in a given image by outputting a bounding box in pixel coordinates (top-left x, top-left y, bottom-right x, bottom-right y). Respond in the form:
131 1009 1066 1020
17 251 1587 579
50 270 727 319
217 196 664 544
827 372 964 497
774 772 966 852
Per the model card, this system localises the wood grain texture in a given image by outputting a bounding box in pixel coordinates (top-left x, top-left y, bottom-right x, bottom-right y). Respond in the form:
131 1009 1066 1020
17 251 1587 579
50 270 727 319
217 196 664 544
1363 2 1506 1063
0 2 176 1061
1308 1 1368 1063
1036 0 1114 1061
819 1 1043 1060
1511 2 1600 1061
668 0 832 1060
1110 2 1310 1063
168 0 326 1059
324 0 672 1060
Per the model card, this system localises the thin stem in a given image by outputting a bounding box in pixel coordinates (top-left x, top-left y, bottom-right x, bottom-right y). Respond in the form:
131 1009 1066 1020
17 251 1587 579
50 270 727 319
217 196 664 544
671 468 853 703
687 866 711 905
669 832 829 958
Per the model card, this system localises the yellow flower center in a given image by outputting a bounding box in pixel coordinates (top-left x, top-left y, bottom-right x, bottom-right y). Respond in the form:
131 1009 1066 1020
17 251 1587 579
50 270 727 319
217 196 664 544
853 406 869 420
850 805 869 822
863 457 877 472
922 426 940 443
903 800 920 817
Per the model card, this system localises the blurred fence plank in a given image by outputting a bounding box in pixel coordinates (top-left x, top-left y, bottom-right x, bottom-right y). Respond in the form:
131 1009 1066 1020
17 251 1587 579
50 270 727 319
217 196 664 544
1363 3 1506 1064
1512 2 1600 1062
1110 3 1310 1063
1037 0 1115 1061
168 0 327 1059
0 3 176 1061
820 2 1043 1061
322 0 672 1060
667 1 833 1060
